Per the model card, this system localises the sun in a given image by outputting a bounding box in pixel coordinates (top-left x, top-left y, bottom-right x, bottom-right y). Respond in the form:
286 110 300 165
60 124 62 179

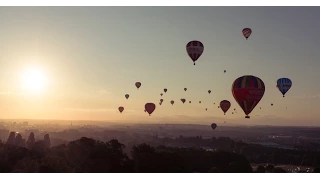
21 67 47 93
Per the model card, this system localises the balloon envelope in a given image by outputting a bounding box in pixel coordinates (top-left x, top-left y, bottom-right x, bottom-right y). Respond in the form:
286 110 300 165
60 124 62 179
242 28 252 39
145 103 156 116
125 94 129 99
118 106 124 113
181 98 186 104
276 78 292 97
184 88 187 91
211 123 217 130
186 40 204 65
164 88 167 93
135 82 141 89
220 100 231 115
232 75 265 118
171 100 174 105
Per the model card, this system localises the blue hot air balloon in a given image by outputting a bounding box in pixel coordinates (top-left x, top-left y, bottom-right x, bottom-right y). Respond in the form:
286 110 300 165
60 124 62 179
276 78 292 97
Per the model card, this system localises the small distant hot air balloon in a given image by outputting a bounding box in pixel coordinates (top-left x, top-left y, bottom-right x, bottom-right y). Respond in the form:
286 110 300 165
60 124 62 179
224 121 226 124
218 106 220 108
220 100 231 115
184 88 187 91
232 75 265 118
160 99 163 103
125 94 129 99
211 123 217 130
171 100 174 105
145 103 156 116
189 101 191 103
232 112 234 114
260 107 261 109
213 103 215 105
186 40 204 65
135 82 141 89
224 70 226 73
271 103 273 106
118 106 124 113
159 102 162 105
276 78 292 97
199 101 201 104
205 108 208 111
208 90 211 94
164 88 167 93
160 93 163 96
242 28 252 40
181 98 186 104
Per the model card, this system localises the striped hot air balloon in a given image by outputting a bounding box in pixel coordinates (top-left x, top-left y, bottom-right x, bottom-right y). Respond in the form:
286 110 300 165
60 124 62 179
232 75 265 118
186 40 204 65
276 78 292 97
242 28 252 40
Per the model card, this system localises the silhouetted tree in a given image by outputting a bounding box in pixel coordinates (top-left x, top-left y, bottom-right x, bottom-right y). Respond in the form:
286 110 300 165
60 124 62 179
6 132 16 145
43 134 51 149
26 132 35 150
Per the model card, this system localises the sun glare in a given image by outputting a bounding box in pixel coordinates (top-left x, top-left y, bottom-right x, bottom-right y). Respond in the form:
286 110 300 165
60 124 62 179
22 67 47 93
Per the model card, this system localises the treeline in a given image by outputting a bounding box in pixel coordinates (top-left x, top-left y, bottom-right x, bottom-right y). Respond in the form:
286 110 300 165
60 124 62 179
142 136 320 167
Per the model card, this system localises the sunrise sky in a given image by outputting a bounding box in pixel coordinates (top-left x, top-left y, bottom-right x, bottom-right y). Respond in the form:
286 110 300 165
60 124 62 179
0 7 319 126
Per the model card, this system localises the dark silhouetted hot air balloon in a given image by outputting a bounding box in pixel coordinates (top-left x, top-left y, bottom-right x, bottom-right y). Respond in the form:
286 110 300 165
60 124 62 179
205 108 208 111
118 106 124 113
171 100 174 105
224 70 226 73
181 98 186 104
208 90 211 94
218 106 220 108
186 40 204 65
125 94 129 99
211 123 217 130
220 100 231 115
160 99 163 103
271 103 273 106
232 75 265 118
145 103 156 116
199 101 201 104
164 88 167 93
189 101 191 103
242 28 252 40
276 78 292 97
232 112 234 114
135 82 141 89
184 88 187 91
160 93 163 96
213 103 215 105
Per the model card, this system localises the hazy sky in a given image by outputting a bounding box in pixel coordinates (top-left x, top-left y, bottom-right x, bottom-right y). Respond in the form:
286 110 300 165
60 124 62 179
0 7 319 126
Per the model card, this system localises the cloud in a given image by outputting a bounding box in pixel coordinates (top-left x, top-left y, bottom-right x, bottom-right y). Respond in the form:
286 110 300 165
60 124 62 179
293 94 320 99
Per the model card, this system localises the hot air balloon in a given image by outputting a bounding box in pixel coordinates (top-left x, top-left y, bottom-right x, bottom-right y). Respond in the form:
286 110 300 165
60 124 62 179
260 107 261 109
160 99 163 103
242 28 252 40
160 93 163 96
171 100 174 105
218 106 220 108
199 101 201 104
234 108 236 111
184 88 187 91
186 40 204 65
159 102 162 105
232 112 234 114
208 90 211 94
145 103 156 116
213 103 215 105
205 108 207 111
271 103 273 106
276 78 292 97
164 88 167 93
135 82 141 89
181 98 186 104
232 75 265 118
224 70 226 73
220 100 231 115
118 106 124 113
125 94 129 99
189 101 191 103
211 123 217 130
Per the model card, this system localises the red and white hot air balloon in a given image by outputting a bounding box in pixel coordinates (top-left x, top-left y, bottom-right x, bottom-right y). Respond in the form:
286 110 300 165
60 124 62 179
242 28 252 40
186 40 204 65
145 103 156 116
